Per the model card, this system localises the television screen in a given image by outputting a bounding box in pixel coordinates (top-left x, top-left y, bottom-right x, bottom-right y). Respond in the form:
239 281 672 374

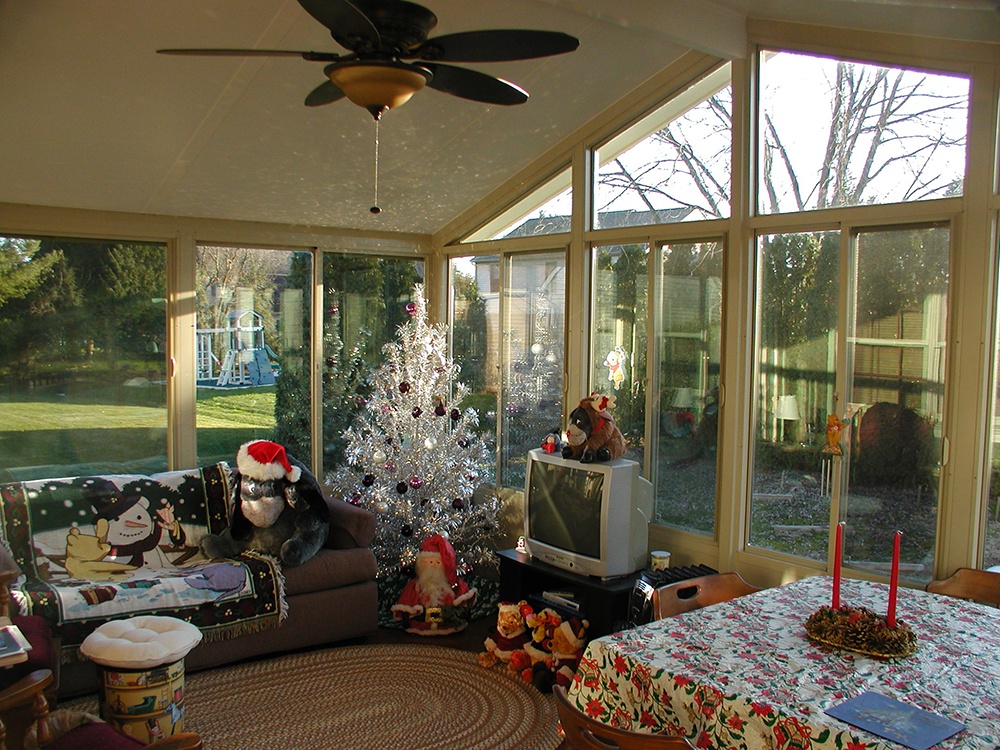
526 461 604 558
524 448 652 578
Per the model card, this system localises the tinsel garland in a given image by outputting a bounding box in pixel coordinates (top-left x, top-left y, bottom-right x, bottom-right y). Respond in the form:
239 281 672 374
325 284 501 579
804 605 918 658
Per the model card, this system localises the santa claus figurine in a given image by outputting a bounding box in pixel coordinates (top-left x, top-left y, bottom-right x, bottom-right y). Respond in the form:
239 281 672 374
391 534 477 636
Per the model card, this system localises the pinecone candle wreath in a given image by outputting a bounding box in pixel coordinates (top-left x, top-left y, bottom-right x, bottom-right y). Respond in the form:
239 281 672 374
811 527 917 658
805 605 917 658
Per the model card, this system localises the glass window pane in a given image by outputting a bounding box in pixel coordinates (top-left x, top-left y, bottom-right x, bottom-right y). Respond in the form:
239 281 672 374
750 231 840 558
195 245 313 467
501 252 565 488
758 50 968 214
986 227 1000 568
845 226 948 584
0 236 168 481
591 244 648 464
321 254 424 475
463 169 572 242
595 65 731 228
450 256 496 486
749 227 946 584
653 241 724 534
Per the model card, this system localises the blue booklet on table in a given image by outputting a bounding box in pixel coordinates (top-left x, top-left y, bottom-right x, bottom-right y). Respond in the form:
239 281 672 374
826 692 965 750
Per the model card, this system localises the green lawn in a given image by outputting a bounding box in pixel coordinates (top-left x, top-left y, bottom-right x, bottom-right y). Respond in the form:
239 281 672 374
0 389 277 476
0 390 276 430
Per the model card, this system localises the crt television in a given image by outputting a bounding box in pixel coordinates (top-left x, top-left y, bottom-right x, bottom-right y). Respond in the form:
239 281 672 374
523 448 653 579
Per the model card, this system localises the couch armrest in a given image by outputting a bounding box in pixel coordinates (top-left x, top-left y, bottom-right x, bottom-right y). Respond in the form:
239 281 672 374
322 491 376 550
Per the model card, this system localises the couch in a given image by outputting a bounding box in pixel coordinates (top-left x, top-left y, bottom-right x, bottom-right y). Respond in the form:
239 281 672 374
0 463 379 697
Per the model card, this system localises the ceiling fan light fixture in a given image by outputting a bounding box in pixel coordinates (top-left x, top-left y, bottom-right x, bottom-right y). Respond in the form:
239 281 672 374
326 61 431 119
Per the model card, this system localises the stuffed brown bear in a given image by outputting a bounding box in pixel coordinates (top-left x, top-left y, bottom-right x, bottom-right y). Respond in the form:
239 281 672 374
562 393 626 462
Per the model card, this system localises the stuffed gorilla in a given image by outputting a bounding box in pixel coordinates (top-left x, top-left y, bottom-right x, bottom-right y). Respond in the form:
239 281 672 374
200 440 329 567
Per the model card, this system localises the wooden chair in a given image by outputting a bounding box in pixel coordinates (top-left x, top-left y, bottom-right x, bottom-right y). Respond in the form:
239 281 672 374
0 668 202 750
926 567 1000 607
0 570 60 710
553 685 695 749
654 572 761 620
0 669 202 750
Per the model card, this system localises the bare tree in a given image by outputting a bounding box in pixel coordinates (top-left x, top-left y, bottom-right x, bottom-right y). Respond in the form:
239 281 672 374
597 55 966 220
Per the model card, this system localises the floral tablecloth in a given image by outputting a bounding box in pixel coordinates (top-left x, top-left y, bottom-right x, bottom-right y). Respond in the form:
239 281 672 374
569 576 1000 749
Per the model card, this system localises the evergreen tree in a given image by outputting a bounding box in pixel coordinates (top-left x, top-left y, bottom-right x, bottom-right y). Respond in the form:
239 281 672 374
325 285 499 580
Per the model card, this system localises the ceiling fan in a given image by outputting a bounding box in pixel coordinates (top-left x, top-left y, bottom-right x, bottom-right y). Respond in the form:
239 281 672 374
159 0 580 120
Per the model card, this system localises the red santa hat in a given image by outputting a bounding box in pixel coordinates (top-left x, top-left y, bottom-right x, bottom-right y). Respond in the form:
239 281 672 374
418 533 459 586
556 616 589 652
237 440 302 483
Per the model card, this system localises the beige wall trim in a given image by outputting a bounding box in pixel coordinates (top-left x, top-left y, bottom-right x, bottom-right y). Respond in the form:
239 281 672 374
0 202 430 256
748 18 1000 71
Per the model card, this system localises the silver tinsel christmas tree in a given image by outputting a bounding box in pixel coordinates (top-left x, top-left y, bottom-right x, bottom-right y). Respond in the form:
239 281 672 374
326 284 500 578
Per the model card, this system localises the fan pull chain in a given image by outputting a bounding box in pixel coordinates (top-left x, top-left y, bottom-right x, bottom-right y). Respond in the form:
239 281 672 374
370 118 381 215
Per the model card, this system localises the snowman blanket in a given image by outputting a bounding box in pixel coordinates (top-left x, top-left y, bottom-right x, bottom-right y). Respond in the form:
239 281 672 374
0 463 286 661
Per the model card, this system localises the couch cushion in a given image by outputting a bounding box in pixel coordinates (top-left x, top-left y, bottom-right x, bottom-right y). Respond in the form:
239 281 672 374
322 492 377 549
282 547 377 597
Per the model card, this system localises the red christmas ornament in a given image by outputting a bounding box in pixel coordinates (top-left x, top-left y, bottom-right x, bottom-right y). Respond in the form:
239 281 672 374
399 381 410 393
409 476 424 490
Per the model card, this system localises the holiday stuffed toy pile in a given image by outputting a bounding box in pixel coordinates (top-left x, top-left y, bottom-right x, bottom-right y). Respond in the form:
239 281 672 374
478 599 588 692
200 440 330 567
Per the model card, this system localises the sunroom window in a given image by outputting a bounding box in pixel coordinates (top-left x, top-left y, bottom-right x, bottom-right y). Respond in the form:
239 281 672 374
462 169 572 242
594 64 731 229
195 245 313 467
450 251 566 489
757 49 968 214
0 236 168 481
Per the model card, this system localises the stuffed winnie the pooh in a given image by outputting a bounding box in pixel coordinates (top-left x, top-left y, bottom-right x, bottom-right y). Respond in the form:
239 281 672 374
562 393 626 463
478 600 532 669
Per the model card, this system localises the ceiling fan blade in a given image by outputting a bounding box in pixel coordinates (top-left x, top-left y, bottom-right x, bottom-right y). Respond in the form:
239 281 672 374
157 48 342 62
421 63 528 105
413 30 579 62
297 0 380 48
305 80 347 107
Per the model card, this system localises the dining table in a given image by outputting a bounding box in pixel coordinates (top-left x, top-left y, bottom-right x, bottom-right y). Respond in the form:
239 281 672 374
566 575 1000 749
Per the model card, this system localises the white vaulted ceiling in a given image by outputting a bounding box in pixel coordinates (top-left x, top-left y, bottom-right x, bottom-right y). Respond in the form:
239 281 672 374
1 0 997 236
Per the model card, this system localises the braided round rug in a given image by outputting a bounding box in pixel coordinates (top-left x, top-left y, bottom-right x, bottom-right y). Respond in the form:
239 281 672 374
63 643 561 750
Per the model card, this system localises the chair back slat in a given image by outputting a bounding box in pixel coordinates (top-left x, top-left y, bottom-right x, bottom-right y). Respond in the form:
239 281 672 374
553 685 695 749
654 572 761 620
927 568 1000 607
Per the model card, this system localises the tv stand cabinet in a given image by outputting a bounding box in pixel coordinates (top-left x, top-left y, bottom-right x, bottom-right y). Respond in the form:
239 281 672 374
497 548 641 638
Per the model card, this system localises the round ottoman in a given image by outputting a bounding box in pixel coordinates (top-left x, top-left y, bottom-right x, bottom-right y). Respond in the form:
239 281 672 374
80 616 202 744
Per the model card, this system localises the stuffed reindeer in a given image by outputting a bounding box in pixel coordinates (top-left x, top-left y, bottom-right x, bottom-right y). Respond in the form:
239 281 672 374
562 394 626 463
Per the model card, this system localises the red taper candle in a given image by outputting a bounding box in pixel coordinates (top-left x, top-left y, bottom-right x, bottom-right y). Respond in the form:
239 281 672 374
887 530 902 627
832 521 844 609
